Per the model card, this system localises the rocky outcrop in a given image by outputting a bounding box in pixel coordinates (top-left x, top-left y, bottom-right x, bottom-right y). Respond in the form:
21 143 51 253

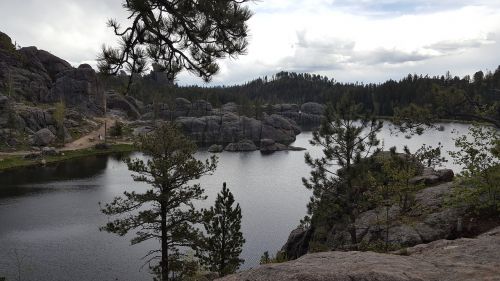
301 102 326 115
219 227 500 281
221 102 238 113
176 113 301 145
225 139 258 152
106 92 141 119
280 227 313 260
208 144 224 153
48 64 106 114
0 31 105 115
260 138 306 153
270 102 325 126
18 46 71 81
282 167 463 259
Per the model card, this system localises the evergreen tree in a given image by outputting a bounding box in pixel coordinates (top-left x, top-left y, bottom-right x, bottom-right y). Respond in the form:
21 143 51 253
100 123 218 281
98 0 252 93
303 98 383 247
198 182 245 277
53 101 66 143
449 124 500 215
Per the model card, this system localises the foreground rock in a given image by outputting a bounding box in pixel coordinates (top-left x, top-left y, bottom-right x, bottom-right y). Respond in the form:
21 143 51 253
219 227 500 281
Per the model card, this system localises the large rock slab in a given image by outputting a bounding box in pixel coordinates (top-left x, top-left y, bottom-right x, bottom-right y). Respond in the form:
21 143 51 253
219 227 500 281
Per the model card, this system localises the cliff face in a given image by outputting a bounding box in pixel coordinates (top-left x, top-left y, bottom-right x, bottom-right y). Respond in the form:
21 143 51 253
0 31 105 149
218 226 500 281
0 31 105 115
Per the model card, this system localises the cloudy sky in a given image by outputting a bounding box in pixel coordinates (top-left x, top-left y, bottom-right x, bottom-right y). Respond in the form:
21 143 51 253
1 0 500 86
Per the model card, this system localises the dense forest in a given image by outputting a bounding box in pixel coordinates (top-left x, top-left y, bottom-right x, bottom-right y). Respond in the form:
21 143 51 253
110 67 500 119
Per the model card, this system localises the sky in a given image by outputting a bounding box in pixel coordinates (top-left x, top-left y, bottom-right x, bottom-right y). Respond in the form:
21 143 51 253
1 0 500 86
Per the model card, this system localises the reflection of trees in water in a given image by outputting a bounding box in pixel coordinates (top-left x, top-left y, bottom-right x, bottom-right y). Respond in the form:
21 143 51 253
0 155 114 198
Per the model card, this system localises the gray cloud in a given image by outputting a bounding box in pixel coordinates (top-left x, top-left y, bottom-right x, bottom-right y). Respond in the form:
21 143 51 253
0 0 125 65
352 49 433 65
425 38 494 54
1 0 500 86
331 0 500 16
277 32 433 73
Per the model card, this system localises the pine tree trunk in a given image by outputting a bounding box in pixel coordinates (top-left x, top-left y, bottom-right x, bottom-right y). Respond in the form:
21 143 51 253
161 203 169 281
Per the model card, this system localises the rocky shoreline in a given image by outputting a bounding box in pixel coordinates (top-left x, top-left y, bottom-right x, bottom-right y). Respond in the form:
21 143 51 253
218 226 500 281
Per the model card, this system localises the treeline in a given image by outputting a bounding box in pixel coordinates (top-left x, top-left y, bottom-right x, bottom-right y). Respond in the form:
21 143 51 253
106 67 500 118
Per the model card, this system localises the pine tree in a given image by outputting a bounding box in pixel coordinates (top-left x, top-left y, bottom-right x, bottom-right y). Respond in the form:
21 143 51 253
303 98 383 247
98 0 252 93
100 123 218 281
198 182 245 277
53 101 66 143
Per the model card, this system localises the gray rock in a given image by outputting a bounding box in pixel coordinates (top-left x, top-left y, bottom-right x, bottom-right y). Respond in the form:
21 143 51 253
387 225 422 246
436 169 454 182
41 146 58 156
409 168 454 186
261 114 301 144
300 102 325 115
278 111 323 127
106 93 141 119
33 128 56 146
280 227 312 260
175 98 192 116
16 106 54 132
192 99 213 116
260 141 288 153
273 104 299 113
24 152 41 160
208 144 224 153
49 64 106 115
222 102 239 113
260 138 276 146
34 49 72 80
176 113 301 145
219 227 500 281
225 139 257 152
133 126 154 137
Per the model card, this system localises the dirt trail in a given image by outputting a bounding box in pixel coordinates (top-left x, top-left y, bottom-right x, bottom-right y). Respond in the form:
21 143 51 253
60 117 116 151
0 117 120 158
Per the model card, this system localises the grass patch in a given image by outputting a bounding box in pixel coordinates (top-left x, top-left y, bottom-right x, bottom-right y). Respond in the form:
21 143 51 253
0 143 135 171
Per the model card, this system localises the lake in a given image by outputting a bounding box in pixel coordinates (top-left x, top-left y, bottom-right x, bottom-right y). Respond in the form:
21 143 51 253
0 122 471 281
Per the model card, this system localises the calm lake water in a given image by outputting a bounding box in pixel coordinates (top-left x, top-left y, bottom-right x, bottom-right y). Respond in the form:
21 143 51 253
0 123 471 281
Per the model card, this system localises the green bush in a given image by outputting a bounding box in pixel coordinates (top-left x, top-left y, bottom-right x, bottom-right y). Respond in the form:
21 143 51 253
259 251 288 265
109 121 124 137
